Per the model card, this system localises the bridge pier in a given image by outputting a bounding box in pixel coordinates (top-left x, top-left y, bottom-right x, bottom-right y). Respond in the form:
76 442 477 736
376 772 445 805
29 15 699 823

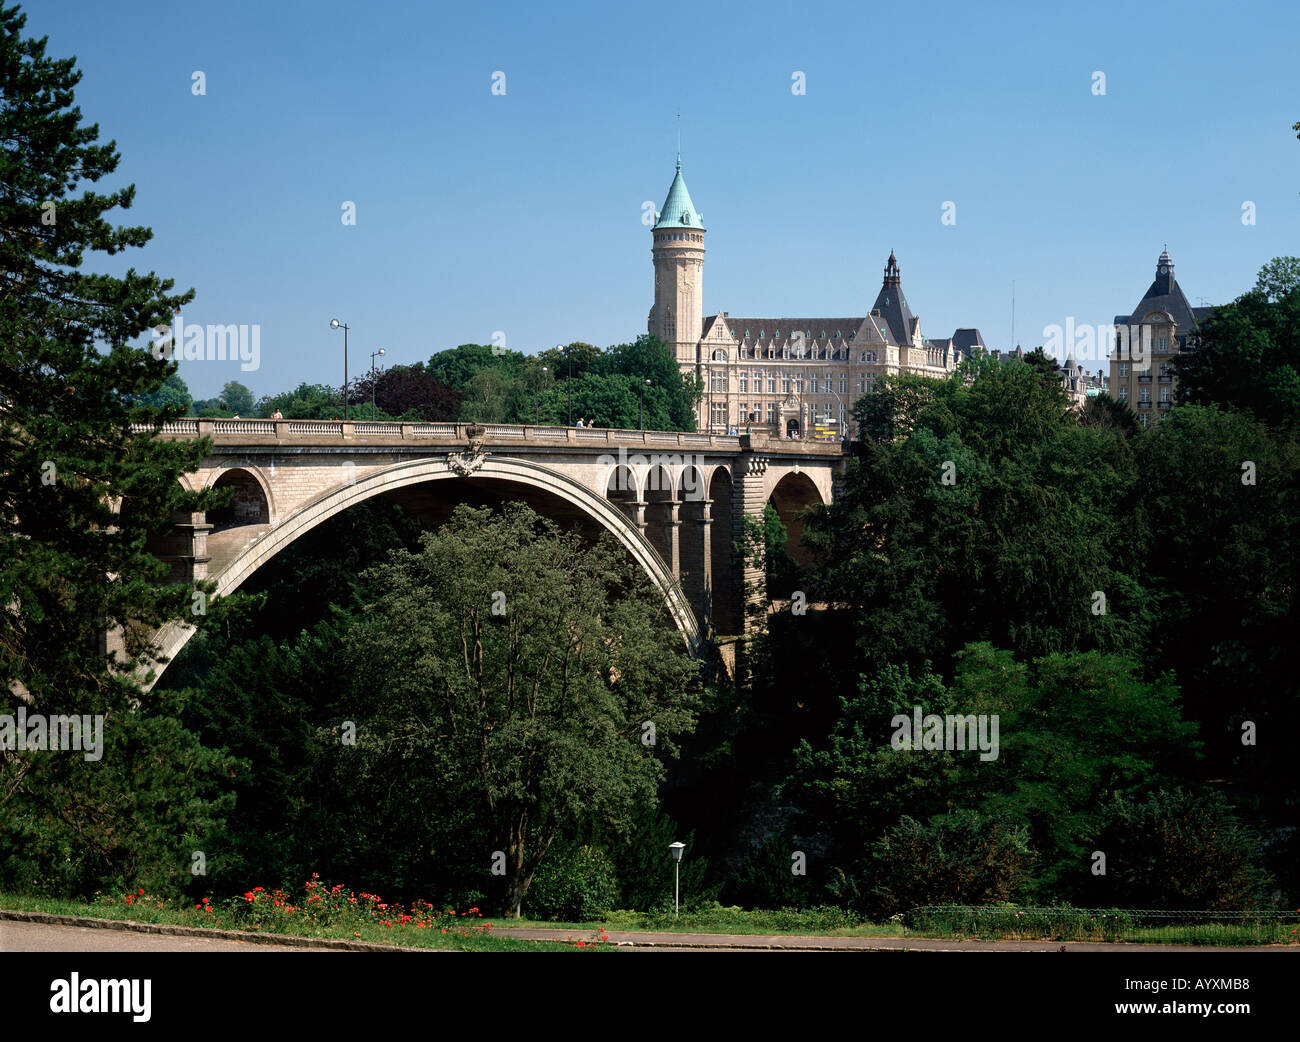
149 510 212 583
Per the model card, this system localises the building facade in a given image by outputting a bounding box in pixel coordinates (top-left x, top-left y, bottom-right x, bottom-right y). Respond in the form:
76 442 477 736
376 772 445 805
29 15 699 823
1109 247 1215 428
648 157 985 436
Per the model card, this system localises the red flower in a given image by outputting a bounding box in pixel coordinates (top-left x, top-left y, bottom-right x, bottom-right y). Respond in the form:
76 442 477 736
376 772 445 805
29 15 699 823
137 888 144 895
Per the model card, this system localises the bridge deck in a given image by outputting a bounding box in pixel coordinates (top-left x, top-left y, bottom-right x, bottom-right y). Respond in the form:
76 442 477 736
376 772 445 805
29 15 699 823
132 419 848 456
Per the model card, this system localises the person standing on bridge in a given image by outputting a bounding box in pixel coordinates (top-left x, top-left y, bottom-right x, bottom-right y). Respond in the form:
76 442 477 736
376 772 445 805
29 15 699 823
576 416 585 428
271 408 283 420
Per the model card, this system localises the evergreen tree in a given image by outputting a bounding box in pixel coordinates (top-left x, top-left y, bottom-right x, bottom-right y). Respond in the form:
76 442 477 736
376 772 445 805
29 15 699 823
0 4 229 894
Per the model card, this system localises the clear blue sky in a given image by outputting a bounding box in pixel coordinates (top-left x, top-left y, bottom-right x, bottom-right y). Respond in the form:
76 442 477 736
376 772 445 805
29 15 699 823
28 0 1300 401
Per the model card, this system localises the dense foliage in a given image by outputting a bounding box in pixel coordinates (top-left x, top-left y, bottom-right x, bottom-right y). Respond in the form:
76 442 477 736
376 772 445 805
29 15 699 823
0 3 229 897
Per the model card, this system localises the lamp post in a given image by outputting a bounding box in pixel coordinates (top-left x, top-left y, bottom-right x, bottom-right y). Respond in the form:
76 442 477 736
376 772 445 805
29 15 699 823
369 348 386 420
563 344 572 427
640 378 651 431
535 366 547 424
329 319 350 420
825 387 846 439
668 841 685 918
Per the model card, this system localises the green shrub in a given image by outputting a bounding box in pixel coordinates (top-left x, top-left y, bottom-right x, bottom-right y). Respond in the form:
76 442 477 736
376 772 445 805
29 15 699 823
524 844 620 921
1087 789 1271 910
858 812 1036 918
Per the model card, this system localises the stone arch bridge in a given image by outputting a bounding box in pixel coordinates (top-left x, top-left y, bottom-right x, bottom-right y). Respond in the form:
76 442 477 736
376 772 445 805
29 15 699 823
139 419 847 688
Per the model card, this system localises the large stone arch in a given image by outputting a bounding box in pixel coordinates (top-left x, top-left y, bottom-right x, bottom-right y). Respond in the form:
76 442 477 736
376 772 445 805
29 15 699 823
768 471 825 569
139 454 703 692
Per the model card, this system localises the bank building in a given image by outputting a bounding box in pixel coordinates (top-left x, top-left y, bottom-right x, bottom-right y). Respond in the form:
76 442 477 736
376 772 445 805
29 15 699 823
647 155 986 436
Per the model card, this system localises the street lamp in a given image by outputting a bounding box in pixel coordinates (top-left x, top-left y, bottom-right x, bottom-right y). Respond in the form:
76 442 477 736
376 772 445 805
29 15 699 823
370 348 386 421
668 841 685 918
640 378 651 431
562 344 572 427
329 319 350 421
535 366 547 425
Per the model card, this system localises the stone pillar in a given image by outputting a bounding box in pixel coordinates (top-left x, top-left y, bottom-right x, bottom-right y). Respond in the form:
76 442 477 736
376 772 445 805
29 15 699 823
666 502 681 578
678 498 712 630
732 452 769 638
616 499 648 534
148 510 212 583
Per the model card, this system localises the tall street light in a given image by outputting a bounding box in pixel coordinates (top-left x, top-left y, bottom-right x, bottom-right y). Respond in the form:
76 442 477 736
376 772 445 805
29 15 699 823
369 348 386 420
330 319 350 421
535 366 547 424
668 841 685 918
563 344 572 427
640 378 651 430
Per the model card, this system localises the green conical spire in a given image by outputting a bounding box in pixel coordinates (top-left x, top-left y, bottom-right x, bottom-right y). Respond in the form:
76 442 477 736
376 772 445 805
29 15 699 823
653 155 704 231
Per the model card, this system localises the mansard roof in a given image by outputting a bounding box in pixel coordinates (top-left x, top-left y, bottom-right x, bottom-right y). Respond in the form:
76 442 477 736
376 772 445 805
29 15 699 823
952 328 985 353
719 318 871 351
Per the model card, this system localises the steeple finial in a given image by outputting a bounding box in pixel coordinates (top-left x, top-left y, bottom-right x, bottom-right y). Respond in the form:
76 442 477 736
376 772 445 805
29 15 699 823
883 250 900 286
676 112 681 170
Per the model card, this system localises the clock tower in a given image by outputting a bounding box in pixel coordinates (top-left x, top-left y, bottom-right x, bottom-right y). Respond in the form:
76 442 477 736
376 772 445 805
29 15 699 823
648 155 706 367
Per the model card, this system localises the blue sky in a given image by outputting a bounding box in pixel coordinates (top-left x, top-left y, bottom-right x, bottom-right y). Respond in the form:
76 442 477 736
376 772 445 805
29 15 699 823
28 0 1300 401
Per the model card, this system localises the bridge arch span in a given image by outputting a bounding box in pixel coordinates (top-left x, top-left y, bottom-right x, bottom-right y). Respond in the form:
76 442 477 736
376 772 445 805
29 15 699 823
141 454 703 692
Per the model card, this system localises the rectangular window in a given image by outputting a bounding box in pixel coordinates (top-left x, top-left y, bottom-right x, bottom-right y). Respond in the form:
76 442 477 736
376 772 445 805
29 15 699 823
1118 386 1128 401
710 402 727 428
839 373 847 394
1119 363 1129 378
782 373 791 393
1158 336 1168 351
1139 388 1151 402
794 372 804 393
739 402 748 422
1159 387 1170 402
710 371 726 392
767 374 776 393
767 402 779 424
738 372 748 393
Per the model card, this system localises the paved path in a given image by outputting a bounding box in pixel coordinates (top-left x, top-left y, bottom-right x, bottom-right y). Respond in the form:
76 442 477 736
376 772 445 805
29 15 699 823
3 915 1294 953
0 919 335 952
491 926 1297 953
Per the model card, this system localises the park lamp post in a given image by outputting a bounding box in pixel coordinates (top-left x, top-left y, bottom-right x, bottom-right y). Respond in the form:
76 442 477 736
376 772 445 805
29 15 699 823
669 841 685 918
535 366 547 425
640 378 651 431
329 319 350 421
562 344 572 427
370 348 386 420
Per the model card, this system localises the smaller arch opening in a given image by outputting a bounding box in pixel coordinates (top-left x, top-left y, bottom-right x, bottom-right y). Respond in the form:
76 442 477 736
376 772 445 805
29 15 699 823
208 469 270 529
